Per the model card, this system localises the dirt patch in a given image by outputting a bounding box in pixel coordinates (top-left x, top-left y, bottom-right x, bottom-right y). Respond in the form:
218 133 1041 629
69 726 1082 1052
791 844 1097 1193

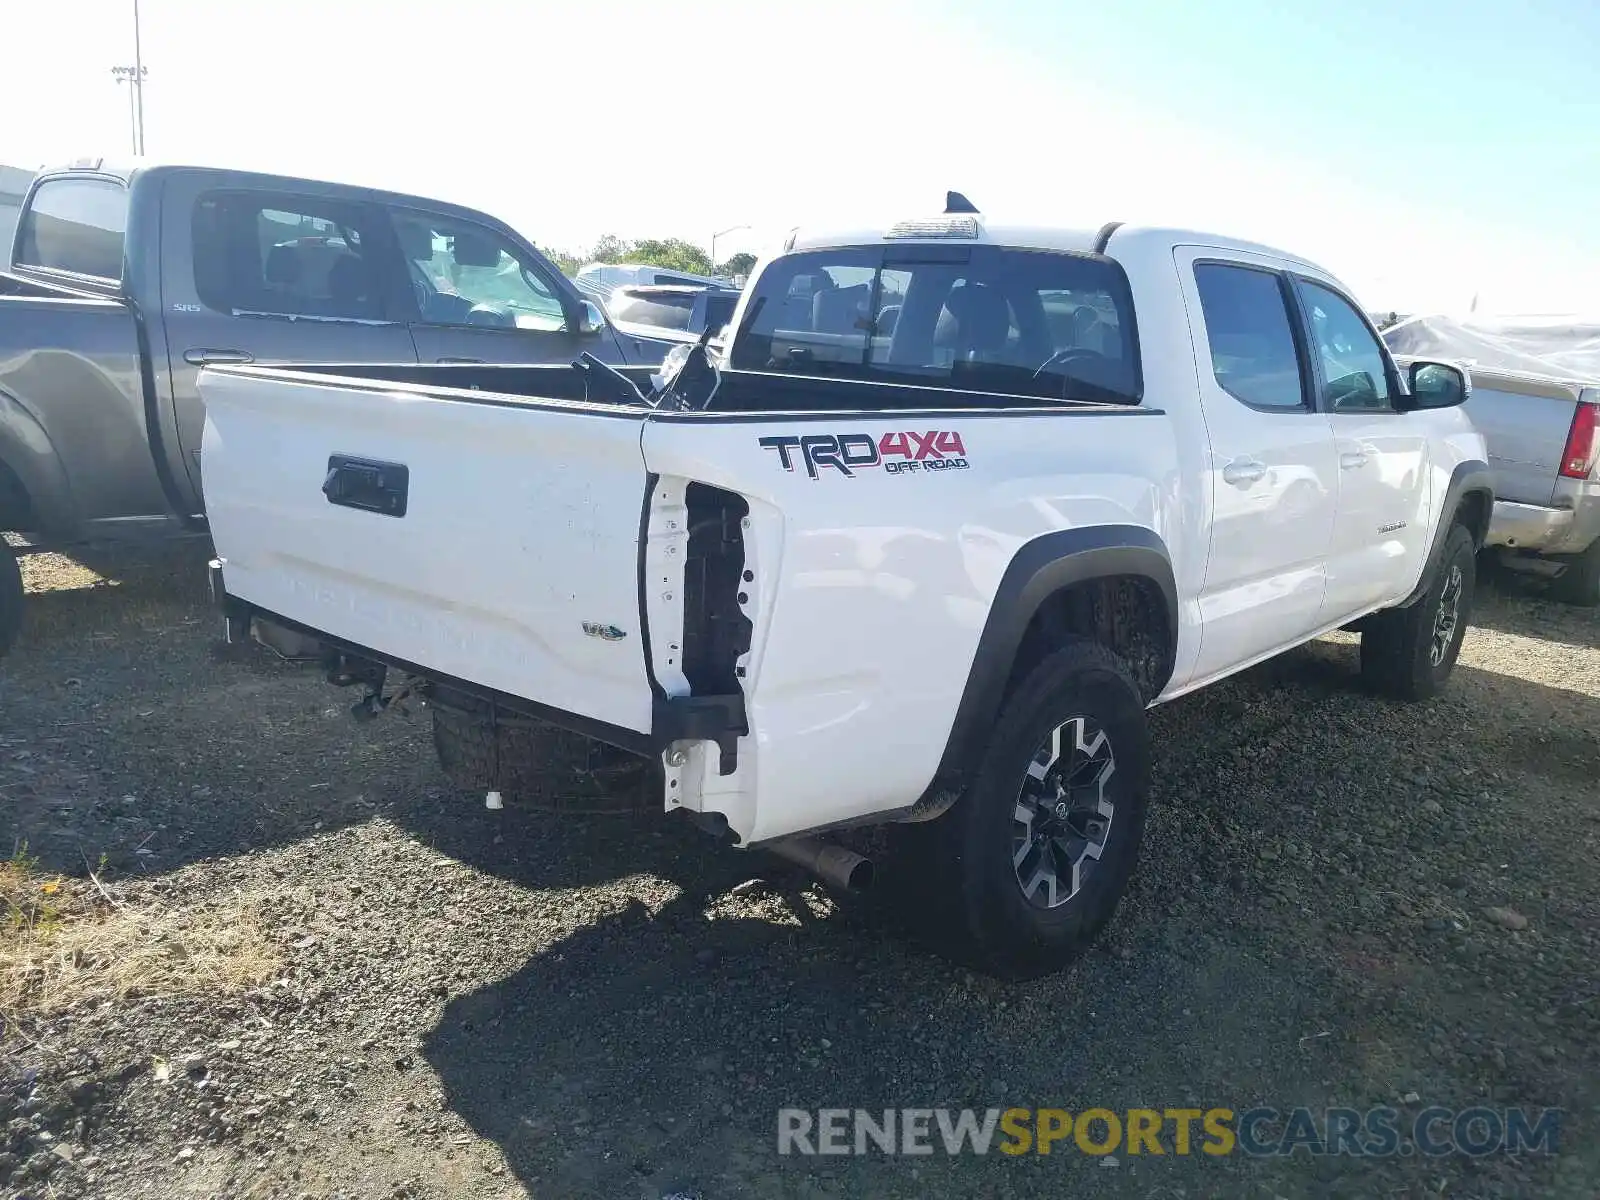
0 544 1597 1199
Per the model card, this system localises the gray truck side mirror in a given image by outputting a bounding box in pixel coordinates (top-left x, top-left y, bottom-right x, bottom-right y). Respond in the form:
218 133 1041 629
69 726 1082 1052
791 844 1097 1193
577 300 607 336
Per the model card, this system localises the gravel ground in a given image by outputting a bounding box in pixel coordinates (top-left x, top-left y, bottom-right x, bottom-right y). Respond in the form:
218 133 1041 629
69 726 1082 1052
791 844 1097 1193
1 542 1596 1199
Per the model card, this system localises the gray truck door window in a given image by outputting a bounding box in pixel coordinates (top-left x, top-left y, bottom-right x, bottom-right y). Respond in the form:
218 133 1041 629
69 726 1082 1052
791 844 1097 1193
389 208 581 365
163 186 416 498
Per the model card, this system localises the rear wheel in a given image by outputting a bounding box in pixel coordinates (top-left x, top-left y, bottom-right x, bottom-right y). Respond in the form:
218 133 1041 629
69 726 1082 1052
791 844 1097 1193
429 701 655 814
0 541 22 662
1360 523 1475 700
915 638 1151 979
1552 538 1600 607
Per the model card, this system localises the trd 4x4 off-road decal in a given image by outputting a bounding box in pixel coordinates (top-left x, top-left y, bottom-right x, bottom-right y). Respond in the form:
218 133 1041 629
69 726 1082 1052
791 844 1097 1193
758 431 970 480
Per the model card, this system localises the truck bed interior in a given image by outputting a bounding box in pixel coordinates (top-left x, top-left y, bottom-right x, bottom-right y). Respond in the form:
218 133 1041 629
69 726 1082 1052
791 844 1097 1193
234 361 1131 414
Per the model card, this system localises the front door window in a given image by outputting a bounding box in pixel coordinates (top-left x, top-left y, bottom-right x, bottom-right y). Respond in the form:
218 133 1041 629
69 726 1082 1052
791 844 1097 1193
391 212 567 332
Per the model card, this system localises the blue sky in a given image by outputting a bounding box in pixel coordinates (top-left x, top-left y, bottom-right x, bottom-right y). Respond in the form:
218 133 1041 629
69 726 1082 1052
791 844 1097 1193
986 0 1600 236
5 0 1597 314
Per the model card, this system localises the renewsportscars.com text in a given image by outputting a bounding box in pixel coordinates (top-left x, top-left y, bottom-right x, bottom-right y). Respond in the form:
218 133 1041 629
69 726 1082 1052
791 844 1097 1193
776 1106 1561 1158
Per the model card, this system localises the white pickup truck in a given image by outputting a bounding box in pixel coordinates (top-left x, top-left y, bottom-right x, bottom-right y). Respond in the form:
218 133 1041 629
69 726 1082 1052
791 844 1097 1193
199 206 1492 977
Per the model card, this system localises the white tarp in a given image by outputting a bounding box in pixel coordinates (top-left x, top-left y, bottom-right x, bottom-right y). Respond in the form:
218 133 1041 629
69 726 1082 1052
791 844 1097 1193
1382 314 1600 384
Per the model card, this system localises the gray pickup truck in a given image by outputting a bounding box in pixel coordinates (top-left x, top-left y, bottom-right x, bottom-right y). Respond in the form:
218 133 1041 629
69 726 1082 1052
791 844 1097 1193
0 157 673 658
1385 315 1600 605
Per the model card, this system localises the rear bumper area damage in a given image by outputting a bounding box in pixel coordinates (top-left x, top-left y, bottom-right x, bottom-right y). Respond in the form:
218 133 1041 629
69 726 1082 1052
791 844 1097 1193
1487 500 1578 553
205 477 754 789
209 558 747 764
1488 480 1600 557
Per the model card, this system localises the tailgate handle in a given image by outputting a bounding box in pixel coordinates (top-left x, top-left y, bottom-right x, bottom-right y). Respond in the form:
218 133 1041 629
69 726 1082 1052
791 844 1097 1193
322 455 409 518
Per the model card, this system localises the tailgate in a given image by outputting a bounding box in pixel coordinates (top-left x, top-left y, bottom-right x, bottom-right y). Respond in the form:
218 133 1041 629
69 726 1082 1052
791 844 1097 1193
1460 369 1586 506
199 366 656 735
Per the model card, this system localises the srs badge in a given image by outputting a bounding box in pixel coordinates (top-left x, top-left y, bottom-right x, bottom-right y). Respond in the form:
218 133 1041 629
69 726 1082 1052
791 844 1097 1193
581 622 627 641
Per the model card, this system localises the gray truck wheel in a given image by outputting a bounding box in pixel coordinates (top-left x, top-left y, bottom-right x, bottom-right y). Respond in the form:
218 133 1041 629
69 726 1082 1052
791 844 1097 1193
919 637 1151 979
0 541 22 661
429 702 655 814
1553 538 1600 607
1360 523 1475 700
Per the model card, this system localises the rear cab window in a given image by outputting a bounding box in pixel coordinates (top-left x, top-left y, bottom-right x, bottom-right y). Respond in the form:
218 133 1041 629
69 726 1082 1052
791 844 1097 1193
14 176 129 282
730 244 1142 404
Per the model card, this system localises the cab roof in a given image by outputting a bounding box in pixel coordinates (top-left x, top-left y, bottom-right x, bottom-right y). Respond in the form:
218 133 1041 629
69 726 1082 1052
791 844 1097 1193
784 215 1337 283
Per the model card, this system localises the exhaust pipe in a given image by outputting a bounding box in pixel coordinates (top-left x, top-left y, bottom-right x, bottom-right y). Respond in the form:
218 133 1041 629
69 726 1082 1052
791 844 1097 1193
765 836 874 892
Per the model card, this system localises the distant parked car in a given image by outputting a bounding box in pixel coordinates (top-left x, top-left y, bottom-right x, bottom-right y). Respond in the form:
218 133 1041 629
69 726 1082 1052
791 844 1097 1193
1384 315 1600 605
605 284 742 344
574 262 730 302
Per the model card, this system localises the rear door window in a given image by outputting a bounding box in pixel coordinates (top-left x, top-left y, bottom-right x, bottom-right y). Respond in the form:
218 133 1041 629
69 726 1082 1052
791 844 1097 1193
1192 263 1309 411
15 176 129 281
191 192 390 320
730 245 1141 404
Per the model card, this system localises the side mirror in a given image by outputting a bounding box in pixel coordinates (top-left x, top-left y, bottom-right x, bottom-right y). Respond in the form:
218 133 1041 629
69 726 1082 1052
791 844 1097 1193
577 299 607 336
1404 360 1470 410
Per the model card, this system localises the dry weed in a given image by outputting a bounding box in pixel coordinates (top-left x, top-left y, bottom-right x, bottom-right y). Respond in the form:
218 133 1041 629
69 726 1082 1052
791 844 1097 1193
1 845 280 1018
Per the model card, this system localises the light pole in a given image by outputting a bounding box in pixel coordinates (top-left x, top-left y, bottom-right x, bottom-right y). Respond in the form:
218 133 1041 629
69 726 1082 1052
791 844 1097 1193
711 224 750 272
111 0 148 155
111 67 147 154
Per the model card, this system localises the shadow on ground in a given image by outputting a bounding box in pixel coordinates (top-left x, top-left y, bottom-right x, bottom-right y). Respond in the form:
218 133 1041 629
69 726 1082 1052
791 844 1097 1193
4 544 1597 1198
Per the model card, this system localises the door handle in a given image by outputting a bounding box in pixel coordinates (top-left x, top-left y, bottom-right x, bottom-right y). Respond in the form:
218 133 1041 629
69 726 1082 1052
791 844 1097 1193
436 356 485 365
322 455 409 518
1340 451 1370 469
184 348 255 366
1222 458 1267 487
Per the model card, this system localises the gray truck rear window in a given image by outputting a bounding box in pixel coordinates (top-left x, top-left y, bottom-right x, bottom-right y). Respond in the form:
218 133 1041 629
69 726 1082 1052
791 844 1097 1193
14 177 129 281
730 245 1141 404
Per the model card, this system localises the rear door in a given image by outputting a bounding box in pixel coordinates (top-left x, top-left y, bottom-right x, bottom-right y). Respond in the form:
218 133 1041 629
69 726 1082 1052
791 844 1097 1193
160 173 418 497
1290 275 1431 618
384 204 626 366
1175 250 1341 679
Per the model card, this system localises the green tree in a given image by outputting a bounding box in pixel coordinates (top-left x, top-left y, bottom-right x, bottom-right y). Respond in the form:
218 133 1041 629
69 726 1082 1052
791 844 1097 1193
589 233 633 264
543 247 585 277
546 234 747 280
628 237 715 275
717 251 757 278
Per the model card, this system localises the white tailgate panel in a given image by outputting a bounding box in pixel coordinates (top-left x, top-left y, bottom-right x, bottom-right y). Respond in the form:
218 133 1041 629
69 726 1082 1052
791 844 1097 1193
201 371 654 733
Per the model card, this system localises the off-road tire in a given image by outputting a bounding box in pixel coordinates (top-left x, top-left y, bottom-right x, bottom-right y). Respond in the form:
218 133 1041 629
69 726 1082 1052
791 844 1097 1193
0 541 22 662
915 637 1152 979
1360 523 1475 700
429 702 655 814
1552 538 1600 607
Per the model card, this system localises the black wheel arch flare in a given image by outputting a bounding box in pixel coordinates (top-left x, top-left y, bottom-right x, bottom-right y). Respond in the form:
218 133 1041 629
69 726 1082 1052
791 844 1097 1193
1399 458 1494 609
935 524 1178 781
